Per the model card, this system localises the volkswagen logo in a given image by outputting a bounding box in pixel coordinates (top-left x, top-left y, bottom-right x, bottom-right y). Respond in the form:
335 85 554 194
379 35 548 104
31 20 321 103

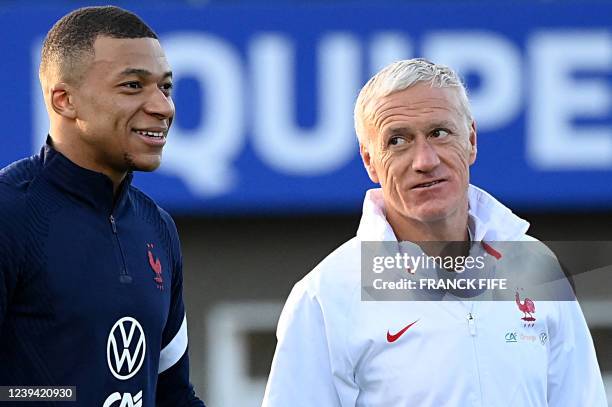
107 317 146 380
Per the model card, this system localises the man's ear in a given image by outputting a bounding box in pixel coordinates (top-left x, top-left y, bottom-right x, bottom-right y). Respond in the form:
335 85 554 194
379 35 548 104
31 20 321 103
360 142 380 184
50 83 77 120
468 119 477 165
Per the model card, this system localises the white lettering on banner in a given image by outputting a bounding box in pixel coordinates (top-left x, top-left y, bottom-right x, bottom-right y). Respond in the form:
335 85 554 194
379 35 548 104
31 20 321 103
424 31 522 131
31 29 612 199
251 33 360 174
528 31 612 169
103 390 143 407
161 33 245 195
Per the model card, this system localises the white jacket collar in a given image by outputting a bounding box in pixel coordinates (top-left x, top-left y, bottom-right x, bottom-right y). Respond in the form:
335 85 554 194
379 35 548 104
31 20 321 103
356 185 529 242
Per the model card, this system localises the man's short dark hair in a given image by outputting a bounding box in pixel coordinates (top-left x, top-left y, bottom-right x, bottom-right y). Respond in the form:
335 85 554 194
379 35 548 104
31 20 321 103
40 6 158 84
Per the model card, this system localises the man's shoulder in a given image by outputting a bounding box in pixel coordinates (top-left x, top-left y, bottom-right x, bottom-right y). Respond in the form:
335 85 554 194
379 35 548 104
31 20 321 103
296 237 362 302
128 185 176 229
128 185 180 259
0 155 42 195
278 237 362 335
0 155 43 214
0 156 42 247
495 234 575 301
500 234 555 259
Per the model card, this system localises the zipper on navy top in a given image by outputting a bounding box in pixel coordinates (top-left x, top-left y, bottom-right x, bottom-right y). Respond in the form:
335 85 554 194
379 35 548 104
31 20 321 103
110 214 132 284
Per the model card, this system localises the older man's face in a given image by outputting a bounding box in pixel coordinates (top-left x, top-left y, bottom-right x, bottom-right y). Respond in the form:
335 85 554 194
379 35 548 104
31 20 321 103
361 83 477 227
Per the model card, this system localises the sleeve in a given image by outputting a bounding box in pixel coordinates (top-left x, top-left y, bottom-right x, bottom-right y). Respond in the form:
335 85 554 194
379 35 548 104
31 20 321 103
546 300 608 406
0 229 10 331
155 212 205 407
262 281 356 407
0 244 9 332
0 186 23 332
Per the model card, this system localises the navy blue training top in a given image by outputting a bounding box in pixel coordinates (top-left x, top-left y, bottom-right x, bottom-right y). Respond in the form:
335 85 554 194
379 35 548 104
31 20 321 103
0 140 204 406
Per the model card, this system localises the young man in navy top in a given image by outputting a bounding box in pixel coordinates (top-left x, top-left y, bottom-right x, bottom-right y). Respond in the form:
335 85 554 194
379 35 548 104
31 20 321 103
0 6 205 406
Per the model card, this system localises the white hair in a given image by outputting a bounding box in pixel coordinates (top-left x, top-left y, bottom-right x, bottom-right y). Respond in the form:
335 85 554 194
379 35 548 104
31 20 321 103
354 58 472 143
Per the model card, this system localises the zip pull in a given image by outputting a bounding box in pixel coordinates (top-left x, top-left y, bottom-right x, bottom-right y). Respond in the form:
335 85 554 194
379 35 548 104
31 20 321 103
467 313 477 336
109 215 117 233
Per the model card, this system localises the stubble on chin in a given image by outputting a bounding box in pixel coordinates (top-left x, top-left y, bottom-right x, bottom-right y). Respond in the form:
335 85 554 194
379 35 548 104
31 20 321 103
123 152 137 172
123 152 162 172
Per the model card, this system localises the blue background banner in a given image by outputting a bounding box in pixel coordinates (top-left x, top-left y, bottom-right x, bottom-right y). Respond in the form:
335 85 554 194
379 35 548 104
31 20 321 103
1 3 611 213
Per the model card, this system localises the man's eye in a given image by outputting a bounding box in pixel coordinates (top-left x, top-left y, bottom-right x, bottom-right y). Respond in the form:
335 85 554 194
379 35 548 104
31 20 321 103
389 136 406 146
160 82 173 94
122 81 142 90
431 129 450 139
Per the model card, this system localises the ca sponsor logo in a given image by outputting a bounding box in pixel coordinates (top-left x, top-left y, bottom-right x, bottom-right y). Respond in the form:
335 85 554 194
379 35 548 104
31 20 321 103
539 332 548 345
107 317 146 380
505 331 541 344
103 390 143 407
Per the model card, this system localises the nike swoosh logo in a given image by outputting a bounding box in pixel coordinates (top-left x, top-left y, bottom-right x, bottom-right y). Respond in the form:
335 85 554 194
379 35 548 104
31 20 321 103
387 320 419 343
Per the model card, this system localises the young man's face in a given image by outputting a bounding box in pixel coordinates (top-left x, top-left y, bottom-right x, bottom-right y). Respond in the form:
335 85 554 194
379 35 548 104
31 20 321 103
361 83 477 227
70 36 174 180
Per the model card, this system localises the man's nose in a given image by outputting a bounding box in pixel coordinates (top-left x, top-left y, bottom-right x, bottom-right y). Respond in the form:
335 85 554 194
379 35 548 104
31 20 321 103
144 88 175 120
411 138 440 173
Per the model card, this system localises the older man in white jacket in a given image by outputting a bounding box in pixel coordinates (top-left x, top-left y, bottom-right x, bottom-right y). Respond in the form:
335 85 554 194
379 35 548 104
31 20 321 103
262 59 607 407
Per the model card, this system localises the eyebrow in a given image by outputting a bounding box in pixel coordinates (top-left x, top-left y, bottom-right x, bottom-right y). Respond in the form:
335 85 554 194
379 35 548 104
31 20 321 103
117 68 173 79
385 126 412 135
427 120 457 130
387 120 457 134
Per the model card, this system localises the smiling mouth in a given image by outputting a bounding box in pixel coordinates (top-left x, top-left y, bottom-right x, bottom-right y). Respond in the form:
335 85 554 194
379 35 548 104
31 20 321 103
413 180 445 189
133 129 166 139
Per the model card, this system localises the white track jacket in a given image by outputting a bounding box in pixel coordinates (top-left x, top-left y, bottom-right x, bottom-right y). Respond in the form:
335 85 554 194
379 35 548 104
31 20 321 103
263 186 607 407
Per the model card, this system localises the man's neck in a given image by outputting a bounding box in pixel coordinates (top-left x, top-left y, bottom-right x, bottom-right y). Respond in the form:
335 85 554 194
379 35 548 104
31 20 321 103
49 132 126 194
387 207 470 243
387 209 471 259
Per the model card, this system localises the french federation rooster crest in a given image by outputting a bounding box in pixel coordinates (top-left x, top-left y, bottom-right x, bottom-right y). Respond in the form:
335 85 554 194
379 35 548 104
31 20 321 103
515 290 536 327
147 243 164 290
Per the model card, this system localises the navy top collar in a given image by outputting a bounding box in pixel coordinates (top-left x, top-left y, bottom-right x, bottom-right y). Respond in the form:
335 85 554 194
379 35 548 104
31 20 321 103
40 136 133 214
